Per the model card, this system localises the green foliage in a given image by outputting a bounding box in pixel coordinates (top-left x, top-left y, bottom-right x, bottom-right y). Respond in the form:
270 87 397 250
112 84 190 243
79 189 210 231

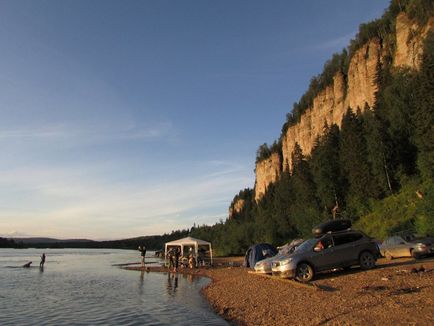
255 140 281 163
412 32 434 181
339 109 378 218
229 188 254 221
0 237 24 248
406 0 434 26
355 180 434 239
311 124 343 218
361 108 394 197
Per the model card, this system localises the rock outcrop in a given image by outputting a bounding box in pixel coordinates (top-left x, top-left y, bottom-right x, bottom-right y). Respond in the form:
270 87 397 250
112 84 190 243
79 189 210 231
254 153 281 201
394 12 434 69
228 199 246 220
281 38 382 173
254 12 432 200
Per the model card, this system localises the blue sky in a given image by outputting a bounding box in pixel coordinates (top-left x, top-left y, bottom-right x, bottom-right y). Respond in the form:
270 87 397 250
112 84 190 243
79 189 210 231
0 0 390 239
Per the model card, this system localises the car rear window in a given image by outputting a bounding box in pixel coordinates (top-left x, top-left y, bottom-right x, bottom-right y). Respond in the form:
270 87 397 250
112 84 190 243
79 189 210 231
333 233 363 246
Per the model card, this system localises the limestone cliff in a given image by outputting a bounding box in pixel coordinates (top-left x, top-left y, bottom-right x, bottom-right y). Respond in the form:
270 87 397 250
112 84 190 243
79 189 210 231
228 199 245 220
394 12 434 69
253 12 432 201
254 152 281 202
282 37 381 172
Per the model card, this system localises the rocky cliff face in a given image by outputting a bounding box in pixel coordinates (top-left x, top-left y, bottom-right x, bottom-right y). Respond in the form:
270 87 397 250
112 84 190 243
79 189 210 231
281 37 382 172
394 13 434 69
228 199 245 219
254 153 281 201
253 12 432 201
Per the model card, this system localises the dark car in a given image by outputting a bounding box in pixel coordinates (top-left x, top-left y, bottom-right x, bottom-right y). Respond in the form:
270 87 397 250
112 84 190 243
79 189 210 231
272 230 380 282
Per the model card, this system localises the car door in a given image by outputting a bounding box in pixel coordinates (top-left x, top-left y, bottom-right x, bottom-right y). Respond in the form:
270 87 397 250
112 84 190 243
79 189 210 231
310 235 335 271
389 236 410 257
395 237 412 257
331 233 363 266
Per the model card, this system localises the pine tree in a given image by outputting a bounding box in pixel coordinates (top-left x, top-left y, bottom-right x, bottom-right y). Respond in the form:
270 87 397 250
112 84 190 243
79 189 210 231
311 123 343 218
339 109 375 218
361 107 394 197
290 143 321 236
412 32 434 181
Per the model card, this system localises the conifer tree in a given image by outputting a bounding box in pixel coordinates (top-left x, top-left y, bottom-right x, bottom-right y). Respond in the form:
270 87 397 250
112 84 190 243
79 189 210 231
311 123 343 218
361 107 393 197
412 32 434 181
290 143 321 236
339 109 375 218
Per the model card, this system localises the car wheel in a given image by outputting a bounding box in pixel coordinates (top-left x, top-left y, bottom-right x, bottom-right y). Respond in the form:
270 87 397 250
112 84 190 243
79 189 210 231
359 251 375 270
385 251 393 260
411 250 419 259
295 263 314 283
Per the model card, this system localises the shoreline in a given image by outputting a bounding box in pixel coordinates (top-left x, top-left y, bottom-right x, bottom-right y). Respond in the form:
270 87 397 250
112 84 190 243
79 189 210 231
125 256 434 325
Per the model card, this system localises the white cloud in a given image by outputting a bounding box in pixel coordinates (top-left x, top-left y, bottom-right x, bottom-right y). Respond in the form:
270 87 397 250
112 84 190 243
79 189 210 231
0 160 251 239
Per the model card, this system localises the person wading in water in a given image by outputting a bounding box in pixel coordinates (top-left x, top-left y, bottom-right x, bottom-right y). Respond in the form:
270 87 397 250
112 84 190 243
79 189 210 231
138 246 146 267
40 253 46 268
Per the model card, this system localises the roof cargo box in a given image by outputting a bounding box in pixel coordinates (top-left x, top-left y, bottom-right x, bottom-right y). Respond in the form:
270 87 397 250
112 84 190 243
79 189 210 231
312 219 352 238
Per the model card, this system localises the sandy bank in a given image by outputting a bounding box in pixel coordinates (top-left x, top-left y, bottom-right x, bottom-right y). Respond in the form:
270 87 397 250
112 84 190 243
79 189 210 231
125 257 434 325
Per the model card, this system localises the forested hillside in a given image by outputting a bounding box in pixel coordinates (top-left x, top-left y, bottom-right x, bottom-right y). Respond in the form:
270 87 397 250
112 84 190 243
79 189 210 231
185 0 434 256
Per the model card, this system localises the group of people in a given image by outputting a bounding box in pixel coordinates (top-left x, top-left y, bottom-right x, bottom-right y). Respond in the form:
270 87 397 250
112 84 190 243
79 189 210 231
166 247 207 272
166 247 181 272
137 244 208 272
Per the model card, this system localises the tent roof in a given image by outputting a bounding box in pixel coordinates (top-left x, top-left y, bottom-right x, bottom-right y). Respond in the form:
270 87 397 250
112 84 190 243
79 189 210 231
165 236 211 246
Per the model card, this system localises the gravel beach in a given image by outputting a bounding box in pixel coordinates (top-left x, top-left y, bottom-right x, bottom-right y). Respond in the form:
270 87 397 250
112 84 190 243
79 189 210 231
126 256 434 325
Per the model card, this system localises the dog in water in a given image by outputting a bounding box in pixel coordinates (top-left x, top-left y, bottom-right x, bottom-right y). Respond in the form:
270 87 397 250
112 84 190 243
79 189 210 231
22 262 32 268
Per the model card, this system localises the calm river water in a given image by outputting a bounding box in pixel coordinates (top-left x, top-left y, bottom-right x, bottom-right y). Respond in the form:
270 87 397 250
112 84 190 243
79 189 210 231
0 248 227 325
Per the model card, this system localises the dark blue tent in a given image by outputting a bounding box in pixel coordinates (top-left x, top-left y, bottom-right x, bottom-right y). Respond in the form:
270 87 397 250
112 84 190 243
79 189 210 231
244 243 277 268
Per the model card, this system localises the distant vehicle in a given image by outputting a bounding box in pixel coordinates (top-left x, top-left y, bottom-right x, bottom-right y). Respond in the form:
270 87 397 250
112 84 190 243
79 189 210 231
254 239 303 274
380 235 433 259
271 229 380 282
244 243 277 268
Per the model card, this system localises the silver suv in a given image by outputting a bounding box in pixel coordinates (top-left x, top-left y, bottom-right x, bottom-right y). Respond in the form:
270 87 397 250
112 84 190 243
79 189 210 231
271 230 380 282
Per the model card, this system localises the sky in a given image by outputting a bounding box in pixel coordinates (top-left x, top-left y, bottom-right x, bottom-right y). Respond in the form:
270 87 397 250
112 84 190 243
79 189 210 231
0 0 390 239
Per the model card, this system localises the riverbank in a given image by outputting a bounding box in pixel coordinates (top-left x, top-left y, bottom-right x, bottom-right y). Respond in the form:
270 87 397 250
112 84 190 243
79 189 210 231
126 257 434 325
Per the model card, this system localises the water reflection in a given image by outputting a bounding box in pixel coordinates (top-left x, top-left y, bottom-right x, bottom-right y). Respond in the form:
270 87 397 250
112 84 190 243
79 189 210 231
138 270 145 295
166 273 178 296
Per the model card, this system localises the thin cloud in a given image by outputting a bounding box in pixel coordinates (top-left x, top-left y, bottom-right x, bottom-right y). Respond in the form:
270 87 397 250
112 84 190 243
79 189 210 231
0 160 251 239
0 121 176 143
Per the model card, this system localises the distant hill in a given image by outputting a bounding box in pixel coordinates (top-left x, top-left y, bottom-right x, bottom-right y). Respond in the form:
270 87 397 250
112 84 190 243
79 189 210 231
12 237 95 244
3 229 190 250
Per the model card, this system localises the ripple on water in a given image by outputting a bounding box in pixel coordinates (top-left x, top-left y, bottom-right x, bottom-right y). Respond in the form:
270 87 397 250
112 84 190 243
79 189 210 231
0 249 227 326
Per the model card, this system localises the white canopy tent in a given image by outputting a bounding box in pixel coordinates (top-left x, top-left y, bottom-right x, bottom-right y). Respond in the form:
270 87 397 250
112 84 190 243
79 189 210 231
164 236 213 266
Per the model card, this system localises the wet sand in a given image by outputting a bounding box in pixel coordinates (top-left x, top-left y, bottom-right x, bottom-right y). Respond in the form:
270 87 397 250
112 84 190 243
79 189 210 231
126 256 434 325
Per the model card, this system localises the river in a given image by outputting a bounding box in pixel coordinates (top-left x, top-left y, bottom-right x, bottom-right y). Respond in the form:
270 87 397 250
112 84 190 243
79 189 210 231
0 248 227 325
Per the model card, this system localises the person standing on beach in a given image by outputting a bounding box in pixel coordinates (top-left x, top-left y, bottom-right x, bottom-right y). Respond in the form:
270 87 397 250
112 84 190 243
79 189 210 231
138 245 146 267
40 253 46 268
